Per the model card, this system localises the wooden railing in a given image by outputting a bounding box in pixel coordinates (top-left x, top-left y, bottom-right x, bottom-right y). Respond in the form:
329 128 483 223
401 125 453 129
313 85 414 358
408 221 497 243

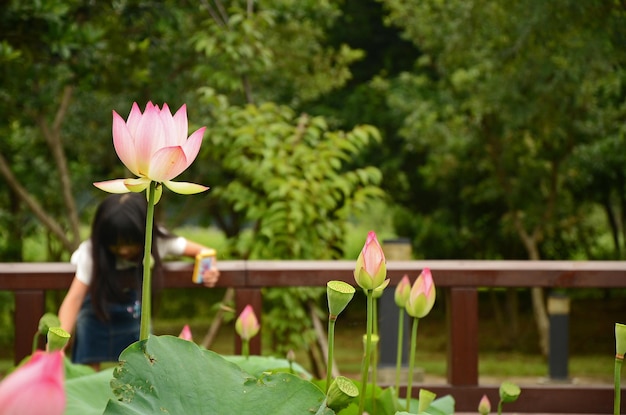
1 260 625 413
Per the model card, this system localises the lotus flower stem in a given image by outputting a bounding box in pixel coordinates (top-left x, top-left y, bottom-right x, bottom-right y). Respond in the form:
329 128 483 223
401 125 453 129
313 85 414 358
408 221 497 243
32 333 39 353
615 355 623 415
406 316 420 411
395 307 405 400
371 298 379 415
139 181 157 341
326 315 337 394
358 289 374 415
242 339 250 359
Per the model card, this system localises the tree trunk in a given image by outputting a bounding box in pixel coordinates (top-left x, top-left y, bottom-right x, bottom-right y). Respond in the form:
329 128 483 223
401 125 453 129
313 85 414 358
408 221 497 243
36 85 81 250
0 152 75 252
514 213 550 356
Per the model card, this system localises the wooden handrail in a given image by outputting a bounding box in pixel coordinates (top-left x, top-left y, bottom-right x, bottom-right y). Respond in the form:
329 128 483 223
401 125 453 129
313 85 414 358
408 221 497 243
1 260 625 413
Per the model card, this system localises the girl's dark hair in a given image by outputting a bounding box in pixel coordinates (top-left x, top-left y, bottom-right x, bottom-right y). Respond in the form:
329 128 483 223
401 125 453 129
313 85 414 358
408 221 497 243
89 193 172 321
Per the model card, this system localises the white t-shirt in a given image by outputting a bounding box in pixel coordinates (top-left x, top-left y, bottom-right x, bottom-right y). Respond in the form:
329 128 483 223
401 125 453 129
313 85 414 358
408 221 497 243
71 236 187 286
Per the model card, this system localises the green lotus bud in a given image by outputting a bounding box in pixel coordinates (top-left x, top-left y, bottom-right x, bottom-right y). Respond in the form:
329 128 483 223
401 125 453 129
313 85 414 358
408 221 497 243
235 305 260 341
418 389 437 413
327 281 355 318
478 394 491 415
38 313 61 336
326 376 359 411
394 275 411 308
616 323 626 358
406 268 436 319
47 327 71 352
498 381 521 403
354 231 388 290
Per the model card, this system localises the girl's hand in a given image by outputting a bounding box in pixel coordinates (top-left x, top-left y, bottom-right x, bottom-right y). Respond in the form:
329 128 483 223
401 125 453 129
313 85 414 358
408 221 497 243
202 267 220 288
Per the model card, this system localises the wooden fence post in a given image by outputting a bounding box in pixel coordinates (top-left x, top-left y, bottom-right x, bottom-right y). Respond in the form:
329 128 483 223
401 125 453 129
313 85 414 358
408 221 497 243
447 287 478 385
14 290 45 363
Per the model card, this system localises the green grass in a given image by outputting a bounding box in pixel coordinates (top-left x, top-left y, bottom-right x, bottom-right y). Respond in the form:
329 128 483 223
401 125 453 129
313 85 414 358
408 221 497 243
0 311 616 384
149 318 614 385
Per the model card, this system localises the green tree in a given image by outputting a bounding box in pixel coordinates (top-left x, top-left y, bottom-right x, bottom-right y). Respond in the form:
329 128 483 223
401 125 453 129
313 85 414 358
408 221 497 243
377 0 626 353
193 94 384 355
0 0 203 259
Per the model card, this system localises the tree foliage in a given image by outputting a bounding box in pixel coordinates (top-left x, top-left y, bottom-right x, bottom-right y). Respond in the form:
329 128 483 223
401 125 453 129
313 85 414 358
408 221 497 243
375 0 626 261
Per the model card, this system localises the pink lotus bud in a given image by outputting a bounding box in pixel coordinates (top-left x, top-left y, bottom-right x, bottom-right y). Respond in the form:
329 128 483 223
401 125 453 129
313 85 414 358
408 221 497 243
478 394 491 415
0 350 65 415
235 305 260 341
354 231 388 290
406 268 436 318
179 324 193 341
394 274 412 308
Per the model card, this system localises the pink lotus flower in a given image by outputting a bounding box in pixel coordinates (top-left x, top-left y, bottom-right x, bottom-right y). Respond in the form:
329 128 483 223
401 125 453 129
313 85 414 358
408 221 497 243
94 102 208 201
235 305 260 341
394 274 412 308
354 231 389 291
406 268 436 318
0 350 65 415
179 324 193 342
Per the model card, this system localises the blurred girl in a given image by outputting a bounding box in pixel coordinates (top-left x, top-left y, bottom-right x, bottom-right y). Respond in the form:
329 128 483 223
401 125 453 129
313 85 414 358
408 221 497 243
58 193 219 370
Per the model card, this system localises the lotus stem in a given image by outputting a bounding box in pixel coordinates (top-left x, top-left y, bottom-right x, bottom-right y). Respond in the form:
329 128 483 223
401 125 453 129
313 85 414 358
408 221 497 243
358 289 374 415
615 354 623 415
371 297 379 414
326 315 337 394
406 316 419 411
139 182 156 341
395 307 405 400
242 339 250 359
32 333 39 353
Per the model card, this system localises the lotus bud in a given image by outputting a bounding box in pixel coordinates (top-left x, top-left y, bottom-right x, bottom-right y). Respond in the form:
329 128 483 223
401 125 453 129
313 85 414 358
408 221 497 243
326 376 359 411
327 281 356 319
235 305 260 341
354 231 389 291
394 275 411 308
406 268 436 319
178 324 193 342
478 394 491 415
0 350 65 415
418 389 437 413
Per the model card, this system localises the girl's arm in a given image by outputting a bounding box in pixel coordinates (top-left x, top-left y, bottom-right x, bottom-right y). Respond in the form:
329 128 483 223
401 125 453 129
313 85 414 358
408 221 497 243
58 277 89 336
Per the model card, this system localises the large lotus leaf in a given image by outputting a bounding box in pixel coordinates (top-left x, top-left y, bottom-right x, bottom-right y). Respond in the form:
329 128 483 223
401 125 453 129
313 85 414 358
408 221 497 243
336 384 396 415
64 356 97 380
335 384 455 415
103 335 330 415
224 355 312 379
395 394 455 415
65 367 116 415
